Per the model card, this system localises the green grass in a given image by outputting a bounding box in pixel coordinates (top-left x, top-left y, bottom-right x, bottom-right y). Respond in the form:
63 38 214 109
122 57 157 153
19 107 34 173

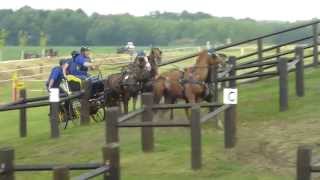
0 45 319 179
2 63 320 179
0 46 119 61
0 46 196 61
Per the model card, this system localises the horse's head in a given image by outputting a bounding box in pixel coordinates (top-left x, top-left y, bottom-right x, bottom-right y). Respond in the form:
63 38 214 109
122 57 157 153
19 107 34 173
134 52 149 69
149 47 162 65
203 50 227 68
214 53 228 68
120 67 140 94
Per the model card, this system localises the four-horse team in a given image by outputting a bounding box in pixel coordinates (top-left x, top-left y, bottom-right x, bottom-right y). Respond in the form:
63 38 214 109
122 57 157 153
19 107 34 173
47 46 227 117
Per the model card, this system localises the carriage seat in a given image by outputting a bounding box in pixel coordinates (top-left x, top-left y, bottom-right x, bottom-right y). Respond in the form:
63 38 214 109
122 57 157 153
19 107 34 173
66 75 82 92
65 75 104 97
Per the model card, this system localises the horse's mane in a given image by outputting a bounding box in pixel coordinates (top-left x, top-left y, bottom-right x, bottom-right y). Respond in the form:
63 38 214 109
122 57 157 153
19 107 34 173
195 50 210 65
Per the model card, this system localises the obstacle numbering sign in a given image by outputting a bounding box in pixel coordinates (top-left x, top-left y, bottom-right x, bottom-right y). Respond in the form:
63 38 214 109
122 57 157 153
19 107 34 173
223 88 238 104
49 88 60 102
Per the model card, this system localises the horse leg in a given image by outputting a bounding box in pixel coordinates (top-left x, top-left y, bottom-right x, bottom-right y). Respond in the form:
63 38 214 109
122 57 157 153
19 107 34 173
184 91 196 121
152 93 161 117
117 101 123 115
162 95 172 119
169 98 176 120
184 102 191 120
123 96 129 114
132 95 137 111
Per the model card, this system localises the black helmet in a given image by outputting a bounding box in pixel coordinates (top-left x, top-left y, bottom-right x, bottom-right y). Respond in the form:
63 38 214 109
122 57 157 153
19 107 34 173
59 59 67 66
80 46 90 52
71 50 77 56
71 50 79 58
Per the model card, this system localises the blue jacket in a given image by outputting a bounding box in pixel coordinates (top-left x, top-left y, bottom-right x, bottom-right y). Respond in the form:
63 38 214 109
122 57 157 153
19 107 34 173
47 66 63 88
69 54 90 78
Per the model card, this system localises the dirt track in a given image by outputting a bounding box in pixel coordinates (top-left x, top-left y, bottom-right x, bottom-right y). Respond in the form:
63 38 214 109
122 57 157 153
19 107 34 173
234 118 320 178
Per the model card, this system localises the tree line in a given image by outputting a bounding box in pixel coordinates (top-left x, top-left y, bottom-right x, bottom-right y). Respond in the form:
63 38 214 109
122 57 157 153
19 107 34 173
0 6 316 46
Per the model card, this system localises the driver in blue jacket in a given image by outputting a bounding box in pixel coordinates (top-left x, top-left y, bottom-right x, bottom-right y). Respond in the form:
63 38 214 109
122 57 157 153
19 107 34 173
68 46 95 80
46 60 66 90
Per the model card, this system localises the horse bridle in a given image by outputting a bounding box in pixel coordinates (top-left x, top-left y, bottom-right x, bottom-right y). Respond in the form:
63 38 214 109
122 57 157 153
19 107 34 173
178 51 220 88
150 48 162 64
119 70 139 87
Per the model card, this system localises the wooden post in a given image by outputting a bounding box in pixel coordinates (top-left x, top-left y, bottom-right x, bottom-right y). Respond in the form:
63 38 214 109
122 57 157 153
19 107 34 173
190 105 201 170
19 89 27 137
224 56 237 148
224 105 237 148
80 80 91 125
50 102 60 138
276 47 281 61
141 93 154 152
39 64 44 74
295 46 305 97
209 65 218 112
209 65 221 128
278 58 289 112
313 23 319 66
297 146 311 180
257 38 263 73
53 166 70 180
105 107 120 144
105 107 120 180
229 56 237 88
221 63 226 89
0 147 14 180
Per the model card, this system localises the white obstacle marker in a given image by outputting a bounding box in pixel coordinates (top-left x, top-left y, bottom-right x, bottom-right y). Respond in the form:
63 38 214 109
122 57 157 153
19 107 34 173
49 88 60 102
223 88 238 104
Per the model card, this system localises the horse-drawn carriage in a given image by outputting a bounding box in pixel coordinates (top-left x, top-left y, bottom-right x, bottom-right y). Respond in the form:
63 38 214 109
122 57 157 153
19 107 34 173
57 47 226 129
57 48 162 129
58 72 105 129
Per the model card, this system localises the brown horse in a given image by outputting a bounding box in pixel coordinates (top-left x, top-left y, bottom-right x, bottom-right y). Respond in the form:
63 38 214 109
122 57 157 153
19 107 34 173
133 47 162 81
130 48 162 109
104 68 139 114
149 47 163 65
105 48 162 113
153 50 225 119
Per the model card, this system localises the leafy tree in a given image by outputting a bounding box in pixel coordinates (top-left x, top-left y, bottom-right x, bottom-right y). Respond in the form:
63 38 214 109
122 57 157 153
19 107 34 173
0 7 314 47
0 29 9 60
18 30 28 59
39 31 47 56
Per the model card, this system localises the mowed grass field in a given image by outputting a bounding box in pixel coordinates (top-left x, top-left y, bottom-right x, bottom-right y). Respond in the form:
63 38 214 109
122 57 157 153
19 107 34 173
0 44 303 61
1 48 320 179
0 46 199 61
0 46 116 61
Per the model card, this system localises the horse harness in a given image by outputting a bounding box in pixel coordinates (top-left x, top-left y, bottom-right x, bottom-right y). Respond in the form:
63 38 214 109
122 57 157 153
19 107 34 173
178 65 212 98
178 66 208 86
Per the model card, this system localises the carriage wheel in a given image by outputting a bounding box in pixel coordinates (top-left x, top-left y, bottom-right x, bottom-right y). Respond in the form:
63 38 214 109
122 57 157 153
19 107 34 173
61 100 81 129
57 103 69 130
90 106 106 122
69 100 81 126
